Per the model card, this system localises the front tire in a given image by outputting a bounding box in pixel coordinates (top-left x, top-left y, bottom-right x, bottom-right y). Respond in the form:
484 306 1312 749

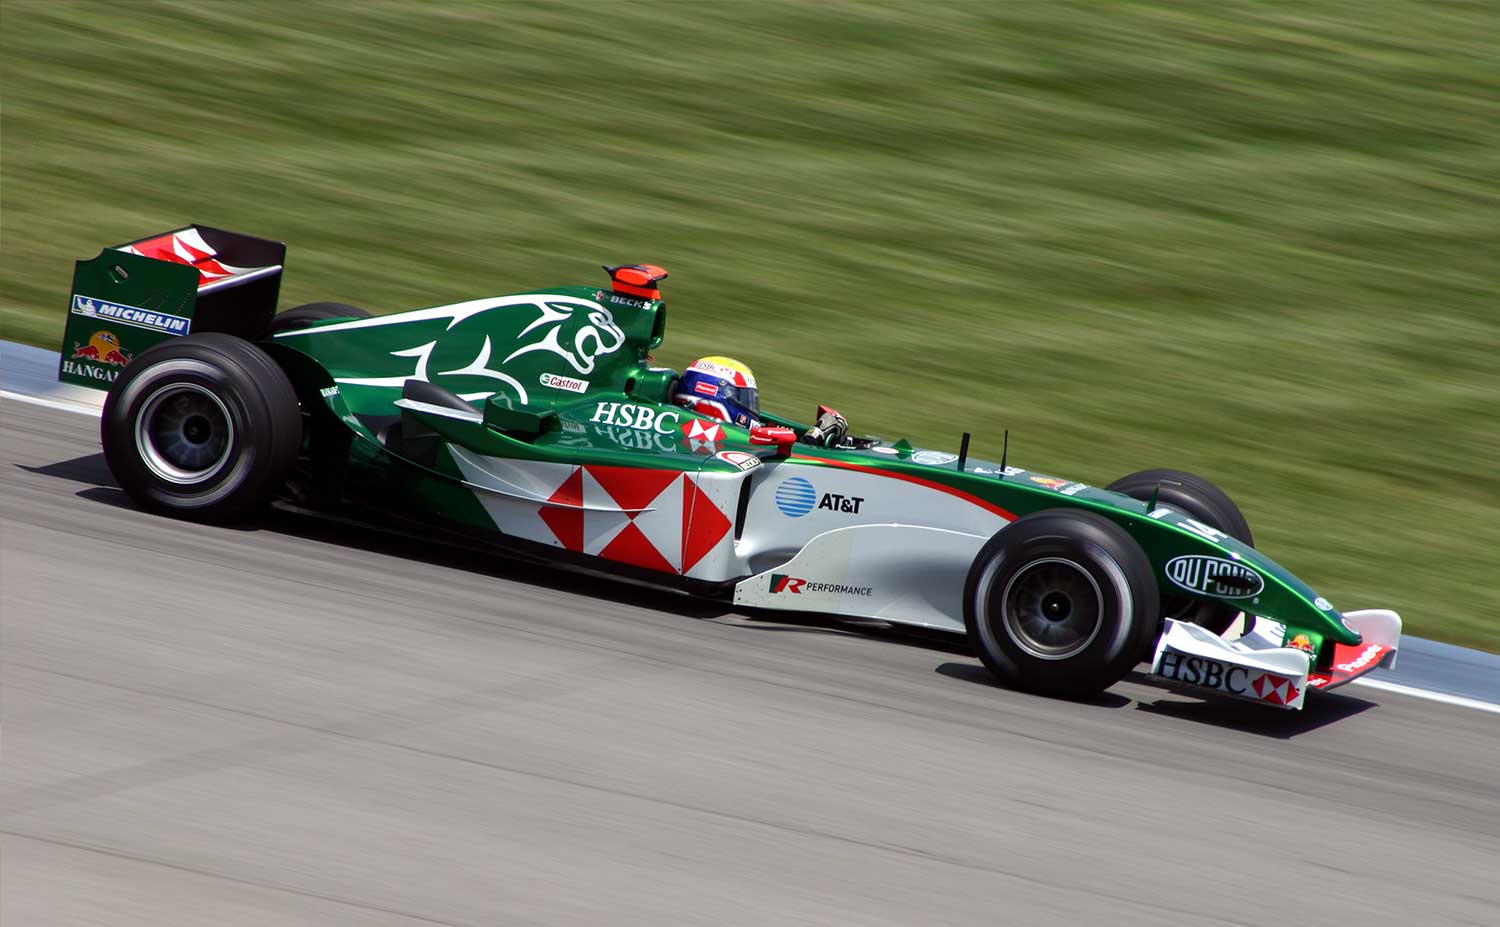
101 333 302 522
1105 468 1252 635
964 509 1160 698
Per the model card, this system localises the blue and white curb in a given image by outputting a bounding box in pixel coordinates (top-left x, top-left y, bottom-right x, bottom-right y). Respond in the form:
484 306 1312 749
2 341 106 416
3 340 1497 714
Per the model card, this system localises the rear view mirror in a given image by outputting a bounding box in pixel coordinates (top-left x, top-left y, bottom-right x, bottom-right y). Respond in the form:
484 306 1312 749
749 425 797 456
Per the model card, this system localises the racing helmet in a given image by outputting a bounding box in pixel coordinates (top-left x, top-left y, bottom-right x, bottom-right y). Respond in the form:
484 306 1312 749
673 356 760 427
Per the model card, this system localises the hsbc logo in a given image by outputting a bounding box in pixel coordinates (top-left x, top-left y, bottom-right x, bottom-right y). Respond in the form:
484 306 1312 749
681 419 724 444
591 423 677 452
1155 649 1302 707
590 401 680 433
1156 651 1249 692
1165 555 1263 599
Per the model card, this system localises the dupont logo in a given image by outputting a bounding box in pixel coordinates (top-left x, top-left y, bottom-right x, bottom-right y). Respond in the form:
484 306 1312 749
72 294 191 336
1164 555 1263 599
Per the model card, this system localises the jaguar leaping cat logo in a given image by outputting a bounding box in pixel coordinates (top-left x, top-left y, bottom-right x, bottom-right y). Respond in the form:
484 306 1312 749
504 302 625 374
329 295 625 404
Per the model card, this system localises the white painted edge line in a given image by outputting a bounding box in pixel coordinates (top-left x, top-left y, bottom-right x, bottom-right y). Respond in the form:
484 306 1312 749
4 364 1499 718
1 390 104 418
1348 677 1500 716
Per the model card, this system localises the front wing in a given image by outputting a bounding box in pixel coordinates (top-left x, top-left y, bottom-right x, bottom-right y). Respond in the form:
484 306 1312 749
1151 609 1401 709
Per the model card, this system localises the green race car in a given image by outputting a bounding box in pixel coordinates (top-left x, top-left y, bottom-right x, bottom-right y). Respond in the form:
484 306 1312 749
62 225 1402 709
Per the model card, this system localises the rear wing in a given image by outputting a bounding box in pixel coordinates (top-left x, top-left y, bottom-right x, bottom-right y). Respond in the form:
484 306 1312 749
60 225 285 389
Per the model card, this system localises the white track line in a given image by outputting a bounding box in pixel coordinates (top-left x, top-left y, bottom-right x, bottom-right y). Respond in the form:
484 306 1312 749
1349 677 1500 715
1 389 103 418
3 375 1498 717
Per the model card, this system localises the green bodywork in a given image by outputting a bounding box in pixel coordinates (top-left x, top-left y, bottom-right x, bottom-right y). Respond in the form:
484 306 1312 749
260 277 1362 661
60 234 1359 661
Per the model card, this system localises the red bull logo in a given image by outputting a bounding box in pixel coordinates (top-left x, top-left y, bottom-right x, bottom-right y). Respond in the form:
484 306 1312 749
72 330 131 367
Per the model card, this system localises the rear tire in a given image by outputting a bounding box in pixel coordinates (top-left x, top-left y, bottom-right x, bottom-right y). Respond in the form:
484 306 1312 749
964 509 1159 698
264 301 372 337
1105 468 1252 635
101 333 302 522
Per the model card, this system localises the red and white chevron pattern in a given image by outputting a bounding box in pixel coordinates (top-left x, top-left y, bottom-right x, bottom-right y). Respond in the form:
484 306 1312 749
536 465 732 575
118 228 265 287
1251 672 1301 707
680 418 724 455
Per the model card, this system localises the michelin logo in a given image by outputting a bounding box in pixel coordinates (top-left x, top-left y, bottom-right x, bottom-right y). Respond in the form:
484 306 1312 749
72 295 191 336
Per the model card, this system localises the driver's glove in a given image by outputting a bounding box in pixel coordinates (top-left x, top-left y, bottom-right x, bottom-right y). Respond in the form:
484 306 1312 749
800 405 849 447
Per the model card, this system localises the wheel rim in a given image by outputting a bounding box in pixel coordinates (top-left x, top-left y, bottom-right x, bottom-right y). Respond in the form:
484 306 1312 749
134 383 235 485
1000 557 1105 660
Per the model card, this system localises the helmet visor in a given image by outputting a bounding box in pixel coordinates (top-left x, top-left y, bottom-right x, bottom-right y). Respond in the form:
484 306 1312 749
721 384 758 415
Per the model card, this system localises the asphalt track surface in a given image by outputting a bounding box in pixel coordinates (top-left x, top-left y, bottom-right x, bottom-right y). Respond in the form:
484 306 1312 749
4 398 1499 926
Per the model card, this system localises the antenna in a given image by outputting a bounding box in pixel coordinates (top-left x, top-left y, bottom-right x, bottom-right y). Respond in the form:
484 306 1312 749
957 432 970 471
998 430 1009 478
1148 481 1161 512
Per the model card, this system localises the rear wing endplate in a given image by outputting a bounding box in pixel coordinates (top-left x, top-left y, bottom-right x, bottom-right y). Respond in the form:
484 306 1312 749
60 225 285 389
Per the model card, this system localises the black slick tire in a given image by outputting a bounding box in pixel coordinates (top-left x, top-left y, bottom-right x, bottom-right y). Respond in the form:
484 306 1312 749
1105 468 1252 635
101 333 302 522
964 509 1159 698
263 301 372 337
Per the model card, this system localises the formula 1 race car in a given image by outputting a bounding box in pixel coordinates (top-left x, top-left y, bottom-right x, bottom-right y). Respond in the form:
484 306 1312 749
62 225 1402 709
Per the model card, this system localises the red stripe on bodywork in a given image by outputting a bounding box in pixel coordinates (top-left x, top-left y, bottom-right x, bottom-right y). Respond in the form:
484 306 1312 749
790 453 1018 521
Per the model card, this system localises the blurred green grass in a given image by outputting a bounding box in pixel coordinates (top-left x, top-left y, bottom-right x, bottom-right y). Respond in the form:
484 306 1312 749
3 2 1497 648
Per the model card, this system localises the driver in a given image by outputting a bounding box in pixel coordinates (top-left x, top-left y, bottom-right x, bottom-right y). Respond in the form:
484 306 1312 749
672 356 849 447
